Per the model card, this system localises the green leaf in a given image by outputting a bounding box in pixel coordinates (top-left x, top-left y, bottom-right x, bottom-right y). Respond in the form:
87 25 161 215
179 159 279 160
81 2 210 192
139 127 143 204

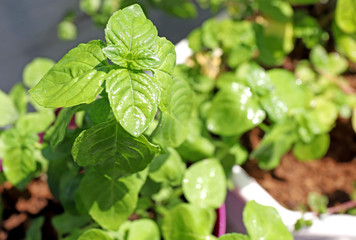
153 37 176 112
256 0 293 22
149 148 185 186
333 22 356 62
236 62 273 96
2 129 38 187
243 201 293 240
293 133 330 161
176 118 215 161
25 217 44 240
104 4 158 70
29 42 108 107
78 229 113 240
80 0 101 15
149 0 197 18
286 0 320 5
152 76 194 147
103 45 160 70
307 192 328 213
105 69 158 137
45 106 82 148
73 119 159 172
183 159 226 208
336 0 356 34
310 45 348 75
52 212 91 236
162 203 216 240
207 83 265 136
16 111 55 134
57 20 78 41
293 11 327 49
127 219 160 240
79 167 147 230
0 89 18 127
219 233 249 240
251 121 298 170
268 69 312 110
9 83 28 116
23 57 55 88
254 19 294 66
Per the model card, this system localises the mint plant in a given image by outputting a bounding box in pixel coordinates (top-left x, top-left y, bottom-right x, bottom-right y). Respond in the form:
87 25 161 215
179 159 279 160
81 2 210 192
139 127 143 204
0 58 55 189
1 3 293 239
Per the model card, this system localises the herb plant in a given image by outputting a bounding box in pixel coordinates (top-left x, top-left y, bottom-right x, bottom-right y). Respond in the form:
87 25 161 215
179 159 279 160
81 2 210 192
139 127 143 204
0 3 293 239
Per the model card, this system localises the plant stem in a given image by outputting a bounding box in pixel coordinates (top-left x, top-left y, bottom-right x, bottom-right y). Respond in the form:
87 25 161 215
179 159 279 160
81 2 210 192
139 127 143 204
327 200 356 214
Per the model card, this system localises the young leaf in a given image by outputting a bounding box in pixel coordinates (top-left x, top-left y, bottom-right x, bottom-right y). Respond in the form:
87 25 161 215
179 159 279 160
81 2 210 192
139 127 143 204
307 192 328 213
149 148 186 186
9 83 28 116
104 4 159 70
335 0 356 34
183 159 226 208
162 203 216 240
79 167 147 230
207 83 265 136
78 229 113 240
127 219 160 240
0 90 18 127
72 119 159 173
105 69 158 137
29 42 108 108
2 129 38 187
256 0 293 22
23 57 55 88
152 76 194 147
243 201 293 240
251 121 298 170
332 23 356 62
16 111 55 134
293 133 330 161
57 20 78 41
310 45 348 75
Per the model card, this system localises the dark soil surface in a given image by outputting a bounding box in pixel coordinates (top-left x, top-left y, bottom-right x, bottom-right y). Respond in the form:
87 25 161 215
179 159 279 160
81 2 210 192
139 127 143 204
0 176 62 240
243 118 356 211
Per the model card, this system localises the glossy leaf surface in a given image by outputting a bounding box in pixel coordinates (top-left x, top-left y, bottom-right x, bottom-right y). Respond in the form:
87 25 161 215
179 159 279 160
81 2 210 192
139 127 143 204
72 119 159 173
243 201 293 240
104 4 158 70
79 167 147 230
152 76 194 147
268 69 312 110
207 83 265 136
162 203 216 240
105 69 158 137
183 159 226 208
29 42 108 107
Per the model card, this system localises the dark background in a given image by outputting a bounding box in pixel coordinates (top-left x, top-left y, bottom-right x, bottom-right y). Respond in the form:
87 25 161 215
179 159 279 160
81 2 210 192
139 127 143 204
0 0 211 93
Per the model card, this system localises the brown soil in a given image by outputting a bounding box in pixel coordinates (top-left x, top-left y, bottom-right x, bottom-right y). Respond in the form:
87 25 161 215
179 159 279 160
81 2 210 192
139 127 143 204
0 176 62 240
243 118 356 211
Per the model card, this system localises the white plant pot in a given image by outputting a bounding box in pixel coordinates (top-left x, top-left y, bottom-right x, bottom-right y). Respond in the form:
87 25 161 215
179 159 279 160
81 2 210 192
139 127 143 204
174 39 356 240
